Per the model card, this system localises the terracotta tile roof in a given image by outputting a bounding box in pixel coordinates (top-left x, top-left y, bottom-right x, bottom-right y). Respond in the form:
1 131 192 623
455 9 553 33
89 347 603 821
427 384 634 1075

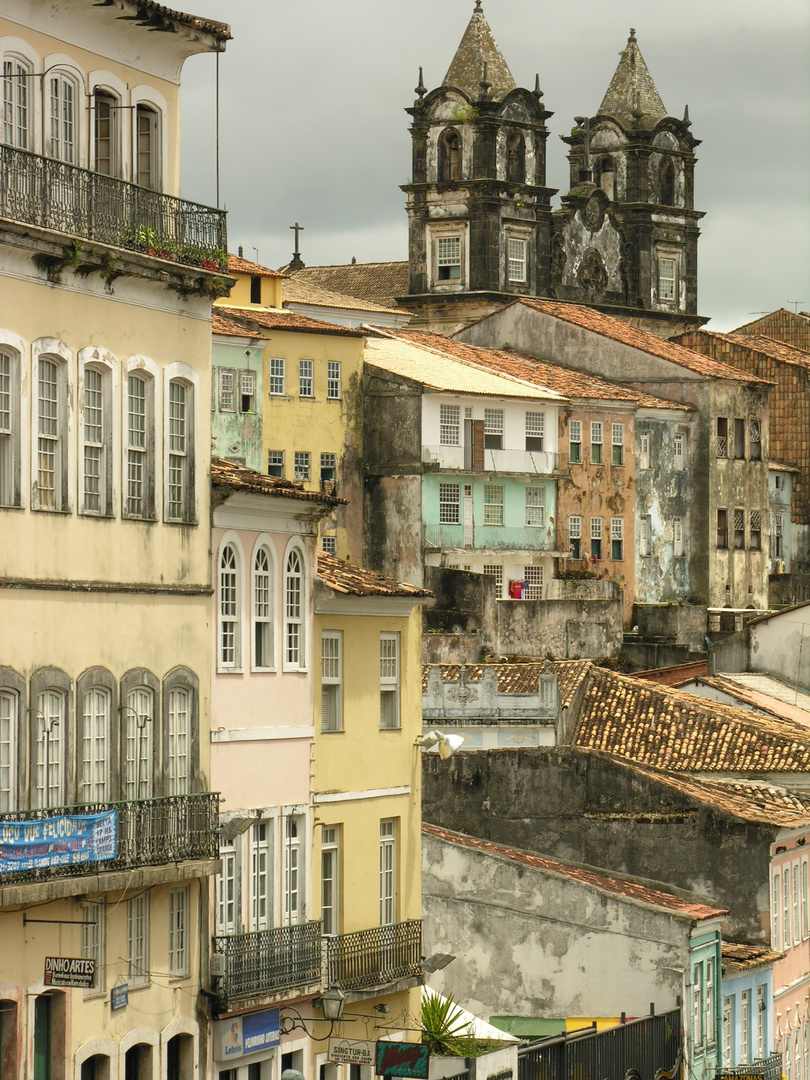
365 335 565 401
385 328 688 412
317 553 432 598
211 457 344 505
673 330 810 371
215 306 364 338
423 823 726 921
282 276 403 316
574 667 810 772
692 675 810 729
212 311 257 339
422 661 592 709
115 0 231 41
227 254 285 279
722 942 783 972
283 262 409 307
490 299 770 385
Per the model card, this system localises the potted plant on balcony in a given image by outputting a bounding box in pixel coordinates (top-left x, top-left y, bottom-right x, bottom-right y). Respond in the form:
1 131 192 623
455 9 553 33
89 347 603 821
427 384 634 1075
420 991 518 1080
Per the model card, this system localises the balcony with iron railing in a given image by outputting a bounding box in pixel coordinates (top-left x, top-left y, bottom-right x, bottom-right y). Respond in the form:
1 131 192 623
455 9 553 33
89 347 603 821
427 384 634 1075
716 1056 783 1080
0 143 227 271
0 793 220 889
213 918 422 1006
423 522 557 553
422 445 560 475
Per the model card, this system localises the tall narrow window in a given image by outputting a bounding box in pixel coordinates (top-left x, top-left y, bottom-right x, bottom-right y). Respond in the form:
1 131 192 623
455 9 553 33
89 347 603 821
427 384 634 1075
525 412 544 451
284 816 301 924
253 546 274 669
638 431 651 470
3 56 30 148
250 276 262 304
327 361 342 399
321 631 342 732
0 348 19 507
436 236 461 281
705 959 715 1044
93 90 117 176
750 419 762 461
611 518 624 560
483 563 504 596
658 256 676 301
438 482 460 525
267 450 284 478
126 373 153 519
299 360 313 398
484 409 504 450
251 822 271 931
167 687 190 796
740 991 751 1064
611 423 624 466
756 986 766 1059
439 129 460 182
717 509 728 549
716 418 728 458
321 826 339 935
750 511 762 551
168 887 188 977
294 451 310 482
674 518 684 557
569 420 582 464
269 358 285 396
568 516 582 559
506 131 525 183
81 902 104 995
673 432 685 470
126 894 149 986
35 690 64 808
0 689 17 812
784 865 792 951
83 367 110 515
49 73 76 163
483 483 504 525
285 548 305 668
379 820 396 925
36 357 64 511
590 518 603 561
734 508 745 550
218 369 236 412
439 404 460 446
240 370 255 413
507 237 526 283
379 633 400 729
219 544 240 669
525 486 544 527
734 418 746 459
590 422 603 464
124 687 153 800
802 859 809 939
772 871 782 950
81 688 109 803
659 158 675 205
794 863 801 945
167 380 193 522
523 565 543 600
217 842 236 934
135 105 159 190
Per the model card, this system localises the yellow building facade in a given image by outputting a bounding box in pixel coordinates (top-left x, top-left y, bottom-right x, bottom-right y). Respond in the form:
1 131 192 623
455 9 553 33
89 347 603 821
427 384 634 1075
0 2 229 1077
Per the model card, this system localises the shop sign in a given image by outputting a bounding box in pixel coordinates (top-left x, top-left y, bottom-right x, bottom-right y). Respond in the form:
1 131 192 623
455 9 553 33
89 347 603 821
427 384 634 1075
43 957 95 989
376 1041 430 1078
329 1038 376 1066
216 1008 280 1062
0 811 117 873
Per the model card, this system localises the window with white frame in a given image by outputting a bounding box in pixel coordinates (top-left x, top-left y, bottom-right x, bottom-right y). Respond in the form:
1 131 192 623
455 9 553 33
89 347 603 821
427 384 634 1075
3 56 31 149
81 901 105 995
124 686 153 800
483 563 503 596
439 482 460 524
590 421 603 464
320 453 337 487
251 821 271 931
253 546 274 669
49 72 76 164
379 819 397 925
740 990 751 1064
590 517 603 561
674 432 685 470
569 420 582 464
82 366 111 515
525 412 544 452
321 826 340 935
774 514 784 559
299 360 314 398
285 548 305 668
80 687 109 803
483 484 504 525
294 451 310 482
219 544 240 669
36 357 67 511
674 518 684 557
756 986 766 1060
611 423 625 466
167 380 193 523
611 518 624 561
507 237 527 283
794 862 801 944
772 870 782 950
568 515 582 559
484 408 504 449
802 859 809 939
0 689 16 812
0 348 20 507
35 690 64 808
692 964 703 1046
269 358 285 396
168 887 188 977
722 998 732 1066
638 431 651 470
658 254 677 302
93 90 118 177
436 235 461 281
284 815 302 924
321 535 337 555
218 369 236 412
167 686 190 796
240 370 256 413
135 104 160 190
784 864 792 950
523 565 543 600
640 515 652 557
804 1024 809 1080
321 631 342 732
327 361 342 399
126 894 149 986
125 372 154 519
380 633 400 729
795 1031 802 1080
439 404 460 446
267 450 284 478
706 958 715 1044
217 841 237 934
525 486 545 527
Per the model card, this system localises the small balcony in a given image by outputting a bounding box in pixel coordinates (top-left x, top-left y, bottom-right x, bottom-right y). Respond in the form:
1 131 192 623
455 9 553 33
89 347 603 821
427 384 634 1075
716 1057 783 1080
326 919 423 991
0 793 220 887
423 523 556 553
0 144 227 270
422 445 559 475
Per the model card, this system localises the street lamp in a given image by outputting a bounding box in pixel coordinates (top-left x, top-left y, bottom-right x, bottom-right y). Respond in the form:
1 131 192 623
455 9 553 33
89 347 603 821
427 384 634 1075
415 730 464 760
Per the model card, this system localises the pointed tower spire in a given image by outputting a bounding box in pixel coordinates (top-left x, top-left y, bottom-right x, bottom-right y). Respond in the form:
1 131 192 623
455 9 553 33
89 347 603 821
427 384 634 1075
442 1 516 101
598 29 667 127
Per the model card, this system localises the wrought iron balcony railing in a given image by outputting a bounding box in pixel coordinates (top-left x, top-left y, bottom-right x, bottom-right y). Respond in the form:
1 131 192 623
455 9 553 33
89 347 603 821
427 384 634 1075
213 922 323 1001
0 144 227 270
716 1055 783 1080
0 793 220 885
325 919 423 991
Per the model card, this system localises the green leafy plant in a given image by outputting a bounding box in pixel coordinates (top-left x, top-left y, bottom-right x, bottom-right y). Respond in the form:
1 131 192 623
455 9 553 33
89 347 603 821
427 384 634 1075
421 993 483 1058
451 104 479 125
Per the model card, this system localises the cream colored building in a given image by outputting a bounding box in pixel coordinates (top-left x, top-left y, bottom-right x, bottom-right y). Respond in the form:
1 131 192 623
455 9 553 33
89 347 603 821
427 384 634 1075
0 2 229 1078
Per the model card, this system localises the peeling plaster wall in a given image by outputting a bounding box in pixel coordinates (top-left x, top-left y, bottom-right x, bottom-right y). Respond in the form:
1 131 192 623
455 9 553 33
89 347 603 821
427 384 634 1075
211 342 264 473
422 747 775 943
422 830 691 1021
711 605 810 690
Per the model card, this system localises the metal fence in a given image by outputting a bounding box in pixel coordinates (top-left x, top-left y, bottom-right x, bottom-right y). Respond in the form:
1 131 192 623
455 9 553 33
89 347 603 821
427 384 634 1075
214 922 323 1000
518 1010 681 1080
0 793 220 884
0 144 227 269
716 1055 783 1080
325 919 423 991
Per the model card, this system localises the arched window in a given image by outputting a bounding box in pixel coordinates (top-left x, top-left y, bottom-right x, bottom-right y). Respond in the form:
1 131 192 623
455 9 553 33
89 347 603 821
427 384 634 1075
0 686 18 811
218 543 241 669
123 685 154 800
81 361 113 517
35 689 65 808
0 344 22 507
93 89 118 177
252 544 274 670
166 377 195 523
135 104 159 190
48 70 78 163
597 156 615 200
80 686 110 803
35 355 68 511
3 54 31 149
506 131 525 183
659 157 675 205
167 686 190 796
438 128 461 182
285 547 305 669
124 368 155 520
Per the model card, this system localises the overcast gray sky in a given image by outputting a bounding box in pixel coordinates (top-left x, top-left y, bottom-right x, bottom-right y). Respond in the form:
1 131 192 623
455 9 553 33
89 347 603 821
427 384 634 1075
179 1 810 331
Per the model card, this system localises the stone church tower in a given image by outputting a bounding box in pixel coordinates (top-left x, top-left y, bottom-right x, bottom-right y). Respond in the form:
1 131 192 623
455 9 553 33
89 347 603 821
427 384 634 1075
402 1 555 332
402 6 706 337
